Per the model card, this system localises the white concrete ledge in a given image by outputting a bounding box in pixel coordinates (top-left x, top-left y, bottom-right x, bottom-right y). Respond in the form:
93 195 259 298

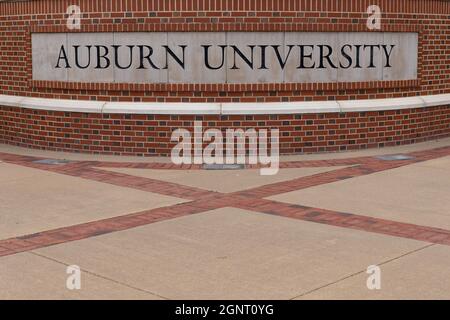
221 101 340 115
0 93 449 115
338 96 424 112
104 102 221 115
21 97 105 113
421 93 450 107
0 94 23 107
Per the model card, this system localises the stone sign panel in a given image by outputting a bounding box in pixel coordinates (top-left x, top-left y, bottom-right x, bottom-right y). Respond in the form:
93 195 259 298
32 32 418 84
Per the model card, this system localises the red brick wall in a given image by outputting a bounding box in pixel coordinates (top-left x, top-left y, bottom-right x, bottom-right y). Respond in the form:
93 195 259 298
0 0 449 102
0 0 449 156
1 105 449 156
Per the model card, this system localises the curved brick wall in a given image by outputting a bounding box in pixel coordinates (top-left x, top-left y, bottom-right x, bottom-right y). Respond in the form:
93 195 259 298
0 0 450 156
0 105 448 156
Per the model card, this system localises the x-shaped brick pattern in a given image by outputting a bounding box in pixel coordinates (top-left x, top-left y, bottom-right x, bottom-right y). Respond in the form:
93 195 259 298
0 145 449 258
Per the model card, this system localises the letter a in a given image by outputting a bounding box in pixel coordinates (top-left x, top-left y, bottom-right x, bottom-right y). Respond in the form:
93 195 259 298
67 5 81 30
367 5 382 30
55 45 70 68
366 265 381 290
66 265 81 290
171 129 192 165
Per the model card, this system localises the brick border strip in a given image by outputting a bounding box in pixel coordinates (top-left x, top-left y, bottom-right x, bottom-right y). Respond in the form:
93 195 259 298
0 200 224 257
1 154 217 200
236 198 450 245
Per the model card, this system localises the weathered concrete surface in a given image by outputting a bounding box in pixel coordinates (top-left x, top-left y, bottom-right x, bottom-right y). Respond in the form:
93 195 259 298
33 208 425 300
269 156 450 230
0 252 160 300
297 244 450 300
0 162 185 239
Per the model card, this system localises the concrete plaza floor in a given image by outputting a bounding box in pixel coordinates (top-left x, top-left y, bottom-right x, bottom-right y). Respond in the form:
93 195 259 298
0 138 449 300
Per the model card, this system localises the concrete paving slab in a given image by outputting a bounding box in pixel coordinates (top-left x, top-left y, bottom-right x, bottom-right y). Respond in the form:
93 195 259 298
0 252 160 300
97 167 347 193
0 162 185 239
0 161 54 184
414 156 450 170
297 244 450 300
269 157 450 230
34 208 425 300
